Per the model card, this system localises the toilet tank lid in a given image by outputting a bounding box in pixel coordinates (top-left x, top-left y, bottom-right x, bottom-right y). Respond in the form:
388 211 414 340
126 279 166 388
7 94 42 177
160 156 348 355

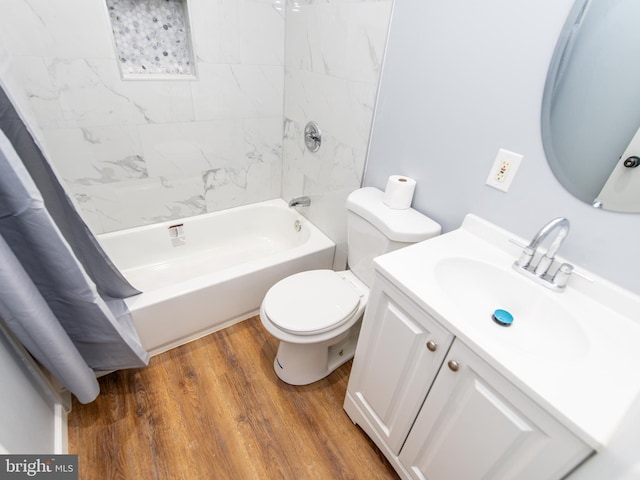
347 187 442 242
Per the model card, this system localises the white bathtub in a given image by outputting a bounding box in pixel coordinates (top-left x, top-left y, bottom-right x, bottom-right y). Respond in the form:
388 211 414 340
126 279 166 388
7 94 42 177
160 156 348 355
98 199 335 355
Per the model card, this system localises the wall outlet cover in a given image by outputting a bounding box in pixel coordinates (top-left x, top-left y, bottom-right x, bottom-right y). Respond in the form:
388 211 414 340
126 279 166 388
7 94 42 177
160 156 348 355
486 149 524 192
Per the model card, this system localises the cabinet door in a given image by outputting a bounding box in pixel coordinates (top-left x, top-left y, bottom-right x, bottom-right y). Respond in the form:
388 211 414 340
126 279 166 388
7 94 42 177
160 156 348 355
346 275 453 454
399 340 591 480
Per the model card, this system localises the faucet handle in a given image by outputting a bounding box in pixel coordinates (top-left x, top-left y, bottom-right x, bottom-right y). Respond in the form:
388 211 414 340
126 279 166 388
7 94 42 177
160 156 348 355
571 267 594 283
509 238 526 248
552 263 573 288
515 246 535 269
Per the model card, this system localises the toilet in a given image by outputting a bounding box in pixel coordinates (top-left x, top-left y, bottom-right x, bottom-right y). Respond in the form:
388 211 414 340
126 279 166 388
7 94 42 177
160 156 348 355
260 187 441 385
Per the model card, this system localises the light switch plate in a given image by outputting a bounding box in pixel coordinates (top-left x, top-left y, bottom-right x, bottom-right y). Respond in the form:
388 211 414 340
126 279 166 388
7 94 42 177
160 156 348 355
486 148 523 192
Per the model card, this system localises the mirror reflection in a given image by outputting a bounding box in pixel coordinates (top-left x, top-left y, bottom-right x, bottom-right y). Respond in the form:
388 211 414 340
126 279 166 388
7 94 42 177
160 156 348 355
541 0 640 213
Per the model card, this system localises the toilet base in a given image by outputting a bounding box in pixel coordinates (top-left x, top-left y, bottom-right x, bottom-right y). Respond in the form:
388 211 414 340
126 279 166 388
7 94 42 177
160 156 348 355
273 322 361 385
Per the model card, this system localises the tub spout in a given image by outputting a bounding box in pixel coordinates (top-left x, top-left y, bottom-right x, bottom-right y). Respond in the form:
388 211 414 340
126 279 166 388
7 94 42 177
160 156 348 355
288 196 311 208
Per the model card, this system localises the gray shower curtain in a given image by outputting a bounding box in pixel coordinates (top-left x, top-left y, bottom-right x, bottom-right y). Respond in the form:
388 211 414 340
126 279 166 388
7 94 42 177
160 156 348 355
0 87 148 404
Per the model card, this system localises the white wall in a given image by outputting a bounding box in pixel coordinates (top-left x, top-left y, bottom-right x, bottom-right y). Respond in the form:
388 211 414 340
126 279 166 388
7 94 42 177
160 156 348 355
0 321 67 454
364 0 640 296
364 0 640 477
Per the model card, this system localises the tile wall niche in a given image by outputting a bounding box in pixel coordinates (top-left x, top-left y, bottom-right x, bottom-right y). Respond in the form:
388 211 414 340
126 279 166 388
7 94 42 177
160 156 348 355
106 0 195 76
281 0 394 266
0 0 284 233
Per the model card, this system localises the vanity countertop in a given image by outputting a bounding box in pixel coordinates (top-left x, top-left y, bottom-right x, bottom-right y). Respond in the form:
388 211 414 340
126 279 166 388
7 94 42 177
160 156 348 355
373 214 640 450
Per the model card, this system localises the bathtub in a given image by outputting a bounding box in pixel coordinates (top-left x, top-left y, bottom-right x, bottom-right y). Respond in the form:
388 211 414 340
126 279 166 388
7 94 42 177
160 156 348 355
98 199 335 355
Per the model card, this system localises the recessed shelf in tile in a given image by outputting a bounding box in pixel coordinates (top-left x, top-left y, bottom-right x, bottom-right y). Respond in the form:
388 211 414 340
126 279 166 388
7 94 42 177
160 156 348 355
106 0 194 77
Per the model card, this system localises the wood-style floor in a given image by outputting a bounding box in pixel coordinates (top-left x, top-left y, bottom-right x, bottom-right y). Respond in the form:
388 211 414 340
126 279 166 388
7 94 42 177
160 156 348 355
68 316 399 480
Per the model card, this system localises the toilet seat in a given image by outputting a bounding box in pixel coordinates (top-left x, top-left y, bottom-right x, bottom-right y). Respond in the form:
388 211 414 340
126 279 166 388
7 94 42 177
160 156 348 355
262 270 362 335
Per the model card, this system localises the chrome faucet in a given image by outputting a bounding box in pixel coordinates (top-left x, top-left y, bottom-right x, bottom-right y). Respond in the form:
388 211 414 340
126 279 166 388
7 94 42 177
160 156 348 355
513 217 573 290
288 196 311 208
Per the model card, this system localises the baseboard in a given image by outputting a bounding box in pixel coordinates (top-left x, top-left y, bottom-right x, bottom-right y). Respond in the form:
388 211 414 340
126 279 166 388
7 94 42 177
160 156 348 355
54 403 69 454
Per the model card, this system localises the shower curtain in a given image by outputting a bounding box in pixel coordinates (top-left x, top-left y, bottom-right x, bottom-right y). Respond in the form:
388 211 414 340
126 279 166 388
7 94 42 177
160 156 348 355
0 87 148 404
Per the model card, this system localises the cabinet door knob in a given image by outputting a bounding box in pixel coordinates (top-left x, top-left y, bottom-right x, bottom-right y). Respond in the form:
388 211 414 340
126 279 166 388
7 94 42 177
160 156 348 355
448 360 459 372
426 340 438 352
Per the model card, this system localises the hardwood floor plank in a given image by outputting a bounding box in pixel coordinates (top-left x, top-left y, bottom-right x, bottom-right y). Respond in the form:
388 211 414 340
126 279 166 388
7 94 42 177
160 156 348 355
68 317 398 480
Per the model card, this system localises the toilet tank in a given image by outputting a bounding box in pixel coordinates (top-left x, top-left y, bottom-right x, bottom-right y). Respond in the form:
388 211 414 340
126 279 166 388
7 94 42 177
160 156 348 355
346 187 441 287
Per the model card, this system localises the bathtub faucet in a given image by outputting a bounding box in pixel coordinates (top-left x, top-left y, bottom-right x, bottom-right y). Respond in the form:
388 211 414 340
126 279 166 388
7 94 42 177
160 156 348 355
288 196 311 208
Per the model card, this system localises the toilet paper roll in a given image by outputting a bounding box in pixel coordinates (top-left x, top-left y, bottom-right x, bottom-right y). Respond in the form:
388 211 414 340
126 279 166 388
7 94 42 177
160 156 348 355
383 175 416 209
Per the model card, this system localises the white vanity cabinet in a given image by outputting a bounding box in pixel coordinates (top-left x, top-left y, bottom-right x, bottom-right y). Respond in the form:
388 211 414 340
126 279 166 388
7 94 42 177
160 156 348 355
344 275 454 454
399 340 591 480
344 272 592 480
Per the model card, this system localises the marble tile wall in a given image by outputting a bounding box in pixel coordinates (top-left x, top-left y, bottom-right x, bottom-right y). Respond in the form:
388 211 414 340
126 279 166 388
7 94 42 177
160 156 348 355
0 0 284 233
0 0 392 243
281 0 394 267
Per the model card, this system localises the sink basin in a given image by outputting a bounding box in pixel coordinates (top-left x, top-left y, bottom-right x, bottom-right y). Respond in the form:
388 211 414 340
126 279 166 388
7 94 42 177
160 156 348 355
434 257 590 361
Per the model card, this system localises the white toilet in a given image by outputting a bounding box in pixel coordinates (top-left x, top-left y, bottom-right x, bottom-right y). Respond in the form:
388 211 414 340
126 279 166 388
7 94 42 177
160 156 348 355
260 187 441 385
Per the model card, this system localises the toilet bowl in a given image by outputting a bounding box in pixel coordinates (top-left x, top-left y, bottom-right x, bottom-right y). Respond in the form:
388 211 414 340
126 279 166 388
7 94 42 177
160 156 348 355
260 269 369 385
260 187 441 385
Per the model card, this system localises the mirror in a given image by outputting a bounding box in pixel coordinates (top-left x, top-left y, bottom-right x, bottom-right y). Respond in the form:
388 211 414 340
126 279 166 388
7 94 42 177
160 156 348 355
541 0 640 213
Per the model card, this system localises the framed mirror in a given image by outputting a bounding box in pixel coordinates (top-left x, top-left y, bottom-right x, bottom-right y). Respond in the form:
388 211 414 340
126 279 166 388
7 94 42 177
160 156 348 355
541 0 640 213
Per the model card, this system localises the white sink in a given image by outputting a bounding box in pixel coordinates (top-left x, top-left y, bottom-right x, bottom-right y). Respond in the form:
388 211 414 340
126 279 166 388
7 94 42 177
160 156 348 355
373 214 640 450
434 257 590 361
